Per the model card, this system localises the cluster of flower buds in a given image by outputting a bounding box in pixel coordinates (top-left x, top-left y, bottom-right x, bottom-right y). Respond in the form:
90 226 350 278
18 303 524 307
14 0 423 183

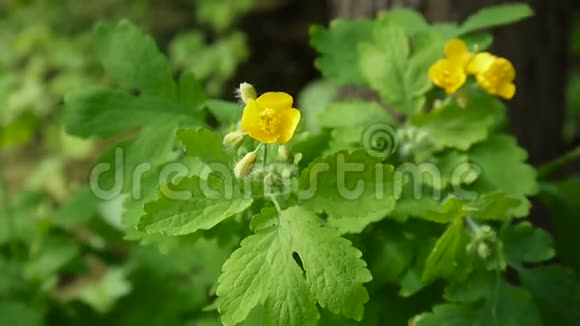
465 218 506 271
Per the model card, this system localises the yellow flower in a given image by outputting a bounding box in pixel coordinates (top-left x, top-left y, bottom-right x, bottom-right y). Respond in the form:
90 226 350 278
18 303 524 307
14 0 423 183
241 92 301 144
444 38 473 66
466 52 495 75
469 54 516 100
428 59 467 94
428 39 472 94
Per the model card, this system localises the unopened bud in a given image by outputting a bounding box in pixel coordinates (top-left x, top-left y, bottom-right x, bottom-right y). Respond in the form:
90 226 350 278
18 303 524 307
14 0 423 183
237 82 257 104
477 242 491 259
234 151 257 179
278 145 293 161
281 167 293 179
223 131 245 148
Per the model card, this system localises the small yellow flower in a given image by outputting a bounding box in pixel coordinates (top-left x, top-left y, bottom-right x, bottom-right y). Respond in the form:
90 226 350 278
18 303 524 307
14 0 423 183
444 38 472 66
241 92 301 144
428 59 467 94
473 56 516 100
429 39 472 94
466 52 495 75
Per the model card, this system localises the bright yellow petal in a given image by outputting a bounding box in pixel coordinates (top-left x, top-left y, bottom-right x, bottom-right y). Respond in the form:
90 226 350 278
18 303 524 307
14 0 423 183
241 99 271 142
276 108 301 144
445 39 468 60
497 83 516 100
494 57 516 82
256 92 293 110
467 52 495 75
429 59 466 94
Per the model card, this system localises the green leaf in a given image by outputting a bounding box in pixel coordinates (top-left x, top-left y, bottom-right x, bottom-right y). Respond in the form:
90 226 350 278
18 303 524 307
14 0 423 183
137 174 252 235
177 127 233 165
464 192 522 221
95 20 175 97
415 281 542 326
431 151 472 191
540 177 580 272
94 119 180 192
359 20 443 114
310 19 374 85
423 219 471 282
460 32 493 51
458 4 534 36
320 100 393 129
390 181 440 221
298 80 339 133
0 301 42 326
423 197 465 224
443 272 496 303
520 265 580 326
62 88 189 138
501 222 555 267
368 227 414 285
77 267 132 313
62 88 146 138
24 236 80 280
468 135 538 216
217 207 372 325
205 99 242 126
177 71 206 112
289 131 332 169
411 98 502 151
49 187 98 227
377 9 429 35
299 150 398 225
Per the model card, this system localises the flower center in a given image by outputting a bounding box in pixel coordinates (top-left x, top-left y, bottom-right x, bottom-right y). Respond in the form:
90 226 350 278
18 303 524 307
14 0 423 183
258 108 280 136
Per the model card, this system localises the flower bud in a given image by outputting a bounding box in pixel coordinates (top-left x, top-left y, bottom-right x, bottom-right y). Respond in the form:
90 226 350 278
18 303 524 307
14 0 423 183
237 82 257 104
277 145 293 161
281 167 293 180
223 131 245 148
234 151 257 179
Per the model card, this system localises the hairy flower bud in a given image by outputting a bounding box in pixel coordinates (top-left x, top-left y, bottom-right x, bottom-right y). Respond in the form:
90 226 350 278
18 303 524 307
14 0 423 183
234 151 257 179
223 131 245 148
237 82 257 104
277 145 293 161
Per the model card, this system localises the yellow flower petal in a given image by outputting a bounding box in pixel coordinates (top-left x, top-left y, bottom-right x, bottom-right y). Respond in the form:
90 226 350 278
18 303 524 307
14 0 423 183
493 58 516 82
276 108 301 144
241 99 275 143
429 59 467 94
467 52 495 75
497 83 516 100
475 56 516 100
444 39 472 65
256 92 293 110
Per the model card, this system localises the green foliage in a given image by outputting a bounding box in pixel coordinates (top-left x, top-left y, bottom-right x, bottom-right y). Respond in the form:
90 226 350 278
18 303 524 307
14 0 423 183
217 207 372 326
4 2 579 326
310 19 374 85
359 20 442 113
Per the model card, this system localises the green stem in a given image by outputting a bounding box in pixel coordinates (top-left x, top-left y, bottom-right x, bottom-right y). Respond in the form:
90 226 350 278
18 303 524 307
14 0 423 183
262 143 268 170
538 146 580 179
464 215 481 235
269 194 282 215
